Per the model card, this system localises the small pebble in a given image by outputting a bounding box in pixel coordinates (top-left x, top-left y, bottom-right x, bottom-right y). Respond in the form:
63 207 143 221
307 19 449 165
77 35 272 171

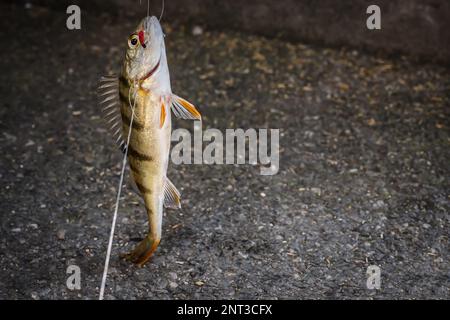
192 26 203 36
168 272 178 281
57 229 66 240
195 281 205 287
25 140 35 147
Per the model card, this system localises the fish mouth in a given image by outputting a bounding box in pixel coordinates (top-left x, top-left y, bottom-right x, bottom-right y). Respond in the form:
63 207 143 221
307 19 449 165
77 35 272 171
140 55 161 82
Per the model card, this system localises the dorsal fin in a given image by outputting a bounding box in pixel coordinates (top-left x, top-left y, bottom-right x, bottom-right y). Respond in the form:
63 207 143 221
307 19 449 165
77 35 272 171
98 75 127 153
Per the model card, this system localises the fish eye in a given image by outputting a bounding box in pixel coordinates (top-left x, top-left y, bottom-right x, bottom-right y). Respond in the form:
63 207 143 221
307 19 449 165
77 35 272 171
128 35 139 48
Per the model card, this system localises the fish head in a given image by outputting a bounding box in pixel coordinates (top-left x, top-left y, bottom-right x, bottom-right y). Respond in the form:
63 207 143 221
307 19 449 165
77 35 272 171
123 16 165 82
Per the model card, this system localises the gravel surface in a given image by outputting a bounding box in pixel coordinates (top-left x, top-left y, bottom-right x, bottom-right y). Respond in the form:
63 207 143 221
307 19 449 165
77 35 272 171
0 3 449 299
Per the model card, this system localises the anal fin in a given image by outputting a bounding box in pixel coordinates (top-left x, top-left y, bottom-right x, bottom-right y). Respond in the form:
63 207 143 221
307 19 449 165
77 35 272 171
164 177 181 209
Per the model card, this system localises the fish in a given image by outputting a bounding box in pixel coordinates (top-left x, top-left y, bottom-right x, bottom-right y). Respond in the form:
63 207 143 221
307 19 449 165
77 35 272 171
98 16 201 266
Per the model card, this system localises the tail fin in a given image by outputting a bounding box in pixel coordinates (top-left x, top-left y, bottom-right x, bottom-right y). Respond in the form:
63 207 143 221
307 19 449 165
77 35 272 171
121 236 160 267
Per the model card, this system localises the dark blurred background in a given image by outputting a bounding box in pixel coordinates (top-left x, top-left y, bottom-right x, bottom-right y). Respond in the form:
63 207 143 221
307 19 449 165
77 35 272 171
7 0 450 64
0 0 449 300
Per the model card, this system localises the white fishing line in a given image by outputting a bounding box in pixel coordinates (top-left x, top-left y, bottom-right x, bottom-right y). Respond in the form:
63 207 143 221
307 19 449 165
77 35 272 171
139 0 150 17
139 0 164 20
159 0 165 21
99 84 138 300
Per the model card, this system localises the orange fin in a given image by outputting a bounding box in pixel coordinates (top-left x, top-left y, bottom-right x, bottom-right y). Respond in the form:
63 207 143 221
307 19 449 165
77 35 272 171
171 94 201 120
160 100 166 128
121 236 160 267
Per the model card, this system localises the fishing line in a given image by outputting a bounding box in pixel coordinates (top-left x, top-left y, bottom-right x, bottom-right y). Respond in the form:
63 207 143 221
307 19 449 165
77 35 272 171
138 0 150 17
99 82 138 300
139 0 164 20
159 0 165 21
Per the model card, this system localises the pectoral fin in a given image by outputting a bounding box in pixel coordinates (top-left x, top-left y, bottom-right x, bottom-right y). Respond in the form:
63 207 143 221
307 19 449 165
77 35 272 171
163 177 181 209
160 99 167 128
171 94 201 120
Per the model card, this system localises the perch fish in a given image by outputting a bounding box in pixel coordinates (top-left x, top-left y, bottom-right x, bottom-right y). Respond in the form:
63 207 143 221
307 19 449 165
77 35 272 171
98 16 201 266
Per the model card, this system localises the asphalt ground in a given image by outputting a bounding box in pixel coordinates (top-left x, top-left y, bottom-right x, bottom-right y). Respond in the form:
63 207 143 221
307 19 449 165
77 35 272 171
0 3 449 299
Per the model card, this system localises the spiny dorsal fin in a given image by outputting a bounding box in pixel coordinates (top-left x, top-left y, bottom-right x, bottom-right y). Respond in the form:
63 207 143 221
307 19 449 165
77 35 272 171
164 177 181 209
98 75 126 153
171 94 202 121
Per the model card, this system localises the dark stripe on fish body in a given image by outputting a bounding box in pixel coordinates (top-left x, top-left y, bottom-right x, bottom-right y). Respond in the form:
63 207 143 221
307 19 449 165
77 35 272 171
121 110 145 131
119 76 128 88
127 145 153 162
119 90 133 106
135 181 151 194
129 161 139 173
